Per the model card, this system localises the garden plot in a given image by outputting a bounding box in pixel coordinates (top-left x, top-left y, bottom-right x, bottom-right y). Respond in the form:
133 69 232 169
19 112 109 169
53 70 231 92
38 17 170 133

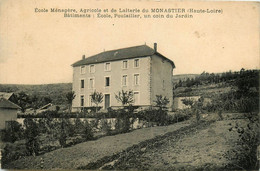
5 120 190 169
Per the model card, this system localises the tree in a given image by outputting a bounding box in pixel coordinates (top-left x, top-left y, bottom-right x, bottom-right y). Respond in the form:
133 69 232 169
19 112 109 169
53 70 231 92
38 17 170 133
66 91 76 113
31 95 40 112
154 95 169 110
115 90 134 133
115 90 134 106
182 98 194 107
42 96 52 105
13 92 30 113
90 91 103 113
24 118 40 156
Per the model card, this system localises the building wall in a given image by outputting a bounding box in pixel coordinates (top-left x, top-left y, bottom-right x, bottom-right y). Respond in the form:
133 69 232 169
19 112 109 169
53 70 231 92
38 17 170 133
72 56 151 110
150 55 174 110
0 108 17 129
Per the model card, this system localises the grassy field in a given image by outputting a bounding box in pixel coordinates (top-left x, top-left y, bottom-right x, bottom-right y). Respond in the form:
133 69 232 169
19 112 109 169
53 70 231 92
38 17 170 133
101 117 247 170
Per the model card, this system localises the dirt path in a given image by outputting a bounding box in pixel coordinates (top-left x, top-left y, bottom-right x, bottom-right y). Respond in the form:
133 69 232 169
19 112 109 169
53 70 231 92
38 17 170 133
5 120 190 169
96 119 247 170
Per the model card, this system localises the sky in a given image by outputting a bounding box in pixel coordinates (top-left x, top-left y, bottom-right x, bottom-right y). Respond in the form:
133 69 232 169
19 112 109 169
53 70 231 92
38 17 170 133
0 0 259 84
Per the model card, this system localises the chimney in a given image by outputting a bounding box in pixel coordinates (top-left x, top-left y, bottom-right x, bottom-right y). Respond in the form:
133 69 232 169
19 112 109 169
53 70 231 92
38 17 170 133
82 55 85 59
154 43 157 52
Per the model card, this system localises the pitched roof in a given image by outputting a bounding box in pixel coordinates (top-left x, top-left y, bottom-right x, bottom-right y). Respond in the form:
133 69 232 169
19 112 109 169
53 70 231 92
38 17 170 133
39 103 53 110
72 45 175 67
0 98 21 109
0 92 14 100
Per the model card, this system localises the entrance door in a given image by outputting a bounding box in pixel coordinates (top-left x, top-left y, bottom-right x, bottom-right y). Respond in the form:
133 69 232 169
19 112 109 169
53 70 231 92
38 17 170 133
134 92 140 105
105 94 110 109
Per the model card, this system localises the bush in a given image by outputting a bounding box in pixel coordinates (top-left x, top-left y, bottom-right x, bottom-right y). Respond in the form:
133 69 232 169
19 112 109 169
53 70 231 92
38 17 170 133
1 121 24 143
2 141 28 166
100 119 112 135
113 109 135 133
24 118 40 156
83 120 94 140
136 109 168 126
226 112 259 169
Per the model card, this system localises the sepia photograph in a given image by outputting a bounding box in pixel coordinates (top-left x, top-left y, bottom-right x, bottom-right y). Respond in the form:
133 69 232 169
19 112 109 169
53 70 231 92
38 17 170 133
0 0 259 170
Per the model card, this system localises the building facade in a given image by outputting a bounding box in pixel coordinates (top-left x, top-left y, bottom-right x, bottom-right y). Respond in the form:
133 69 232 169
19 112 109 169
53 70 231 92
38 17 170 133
71 43 175 111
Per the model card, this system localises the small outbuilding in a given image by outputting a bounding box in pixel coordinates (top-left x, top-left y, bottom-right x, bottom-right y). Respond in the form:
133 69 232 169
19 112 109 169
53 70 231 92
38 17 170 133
0 98 21 129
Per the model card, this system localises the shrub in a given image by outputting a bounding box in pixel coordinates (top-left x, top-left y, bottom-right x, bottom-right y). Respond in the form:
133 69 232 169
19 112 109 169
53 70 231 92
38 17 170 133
195 109 200 122
24 118 40 156
227 112 259 169
136 109 168 126
2 142 28 166
82 120 94 140
218 109 223 120
113 109 133 133
100 119 112 135
1 121 24 143
154 95 169 110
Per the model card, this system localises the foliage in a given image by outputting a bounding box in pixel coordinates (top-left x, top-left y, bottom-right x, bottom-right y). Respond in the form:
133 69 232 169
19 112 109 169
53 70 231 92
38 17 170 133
181 98 194 107
1 121 24 143
115 90 134 106
174 69 259 91
100 119 112 135
227 112 259 169
113 108 135 133
12 91 30 112
2 142 28 166
136 109 168 126
154 95 169 110
82 119 94 140
90 91 103 112
31 94 40 111
218 110 223 120
24 118 40 156
0 83 72 105
66 91 76 113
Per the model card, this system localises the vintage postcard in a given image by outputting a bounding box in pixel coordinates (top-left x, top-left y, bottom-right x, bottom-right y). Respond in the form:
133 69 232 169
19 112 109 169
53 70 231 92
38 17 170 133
0 0 259 170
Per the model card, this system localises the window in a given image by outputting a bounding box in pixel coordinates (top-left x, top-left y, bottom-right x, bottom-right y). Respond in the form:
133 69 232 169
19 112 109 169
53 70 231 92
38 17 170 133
89 78 94 88
134 59 139 68
105 63 111 71
105 77 110 87
90 65 95 73
80 95 84 106
89 95 93 106
122 61 128 69
122 75 127 86
134 74 140 85
133 92 140 105
80 66 85 74
81 79 84 88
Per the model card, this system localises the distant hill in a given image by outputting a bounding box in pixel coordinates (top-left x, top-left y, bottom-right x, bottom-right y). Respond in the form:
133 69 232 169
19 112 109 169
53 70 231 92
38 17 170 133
173 74 199 84
0 83 72 105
